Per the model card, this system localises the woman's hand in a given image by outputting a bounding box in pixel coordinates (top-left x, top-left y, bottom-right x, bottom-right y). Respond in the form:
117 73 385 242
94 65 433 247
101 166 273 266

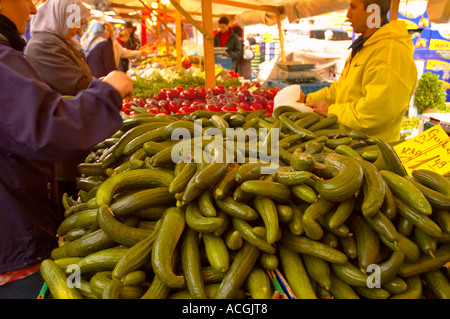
102 71 133 98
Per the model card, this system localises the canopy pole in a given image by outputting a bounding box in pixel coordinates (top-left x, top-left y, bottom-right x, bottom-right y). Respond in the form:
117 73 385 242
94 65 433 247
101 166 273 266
276 10 286 63
175 0 183 69
390 0 400 20
201 0 216 89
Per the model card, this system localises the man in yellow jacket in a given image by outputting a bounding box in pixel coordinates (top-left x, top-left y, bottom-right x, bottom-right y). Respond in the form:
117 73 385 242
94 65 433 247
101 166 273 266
300 0 418 142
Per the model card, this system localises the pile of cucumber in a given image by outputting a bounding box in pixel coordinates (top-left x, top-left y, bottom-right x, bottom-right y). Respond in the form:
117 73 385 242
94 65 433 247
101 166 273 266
40 107 450 299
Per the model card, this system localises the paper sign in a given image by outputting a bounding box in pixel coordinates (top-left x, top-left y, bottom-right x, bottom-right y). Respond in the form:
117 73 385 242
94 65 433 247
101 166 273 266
393 124 450 176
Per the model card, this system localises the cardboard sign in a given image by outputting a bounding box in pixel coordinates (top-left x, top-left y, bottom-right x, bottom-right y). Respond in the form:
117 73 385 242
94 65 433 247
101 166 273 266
393 124 450 176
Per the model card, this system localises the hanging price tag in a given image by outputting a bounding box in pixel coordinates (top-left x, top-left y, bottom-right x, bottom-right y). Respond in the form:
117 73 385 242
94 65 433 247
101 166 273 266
393 124 450 176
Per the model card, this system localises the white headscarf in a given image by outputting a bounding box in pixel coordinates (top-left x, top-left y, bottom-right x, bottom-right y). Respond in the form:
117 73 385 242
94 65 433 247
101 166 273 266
30 0 90 40
80 20 106 56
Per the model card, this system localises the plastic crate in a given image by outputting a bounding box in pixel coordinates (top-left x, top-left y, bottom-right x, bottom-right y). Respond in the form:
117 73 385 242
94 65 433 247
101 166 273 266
215 57 232 70
267 79 332 94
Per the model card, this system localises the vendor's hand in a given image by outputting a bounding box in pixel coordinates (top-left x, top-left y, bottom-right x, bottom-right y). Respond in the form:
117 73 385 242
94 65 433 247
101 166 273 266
103 71 133 98
297 90 306 103
306 101 330 116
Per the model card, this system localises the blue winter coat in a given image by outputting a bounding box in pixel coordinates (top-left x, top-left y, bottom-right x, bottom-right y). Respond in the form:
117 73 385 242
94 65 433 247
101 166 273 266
0 36 123 273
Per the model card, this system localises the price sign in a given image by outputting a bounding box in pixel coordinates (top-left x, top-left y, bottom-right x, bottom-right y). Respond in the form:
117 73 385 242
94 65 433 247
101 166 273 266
393 124 450 176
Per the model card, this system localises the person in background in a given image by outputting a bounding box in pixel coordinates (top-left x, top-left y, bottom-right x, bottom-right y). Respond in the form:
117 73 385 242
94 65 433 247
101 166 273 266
25 0 92 96
0 0 133 298
104 22 146 70
24 0 94 208
299 0 418 142
83 20 116 78
213 16 242 72
232 26 253 80
118 21 140 72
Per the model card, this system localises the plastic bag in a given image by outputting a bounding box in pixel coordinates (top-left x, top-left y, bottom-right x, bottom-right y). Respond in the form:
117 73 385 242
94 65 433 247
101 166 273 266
273 85 313 113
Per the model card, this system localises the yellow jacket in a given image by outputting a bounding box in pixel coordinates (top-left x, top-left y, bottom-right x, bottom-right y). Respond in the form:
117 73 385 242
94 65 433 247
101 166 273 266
306 21 418 142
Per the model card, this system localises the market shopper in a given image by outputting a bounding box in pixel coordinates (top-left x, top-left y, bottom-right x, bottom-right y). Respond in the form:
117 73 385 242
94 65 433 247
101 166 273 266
118 21 140 72
25 0 95 208
104 21 145 69
299 0 418 142
233 26 253 80
83 20 116 78
214 16 242 72
25 0 92 96
0 0 133 299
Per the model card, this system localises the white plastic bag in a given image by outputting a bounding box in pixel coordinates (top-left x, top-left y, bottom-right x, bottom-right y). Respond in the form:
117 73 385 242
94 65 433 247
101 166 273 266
273 85 313 113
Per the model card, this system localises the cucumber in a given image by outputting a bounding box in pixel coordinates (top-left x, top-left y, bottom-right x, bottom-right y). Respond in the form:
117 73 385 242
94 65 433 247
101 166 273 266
359 160 385 218
328 197 355 229
240 180 291 203
212 242 261 299
168 162 197 194
395 197 442 238
181 227 207 299
292 183 317 203
398 244 450 277
64 228 116 257
151 207 186 288
302 197 335 241
235 162 273 183
279 114 315 139
75 247 129 274
314 153 364 202
329 272 360 299
215 196 259 221
244 267 273 299
194 161 230 189
412 169 450 196
97 205 153 247
274 169 313 186
95 169 174 207
279 245 317 299
231 218 276 254
198 190 217 217
253 196 280 244
422 269 450 299
112 220 161 280
381 170 432 216
109 187 175 218
40 259 83 299
280 232 348 264
212 166 238 200
203 232 230 273
375 137 407 176
303 254 331 291
390 276 422 299
347 215 380 272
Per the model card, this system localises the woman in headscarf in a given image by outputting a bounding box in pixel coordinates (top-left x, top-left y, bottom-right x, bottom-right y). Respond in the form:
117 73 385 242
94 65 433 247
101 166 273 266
25 0 95 208
83 20 116 78
25 0 92 96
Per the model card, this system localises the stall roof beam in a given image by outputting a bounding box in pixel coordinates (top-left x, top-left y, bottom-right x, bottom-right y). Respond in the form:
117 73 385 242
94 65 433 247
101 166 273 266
211 0 281 14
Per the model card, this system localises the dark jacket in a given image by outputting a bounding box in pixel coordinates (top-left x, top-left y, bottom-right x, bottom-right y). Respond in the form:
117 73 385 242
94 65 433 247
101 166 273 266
0 36 123 273
86 38 116 78
25 32 92 96
25 31 94 184
214 28 242 72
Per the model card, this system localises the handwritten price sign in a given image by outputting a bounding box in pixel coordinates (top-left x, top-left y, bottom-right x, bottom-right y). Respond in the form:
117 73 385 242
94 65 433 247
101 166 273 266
393 124 450 176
